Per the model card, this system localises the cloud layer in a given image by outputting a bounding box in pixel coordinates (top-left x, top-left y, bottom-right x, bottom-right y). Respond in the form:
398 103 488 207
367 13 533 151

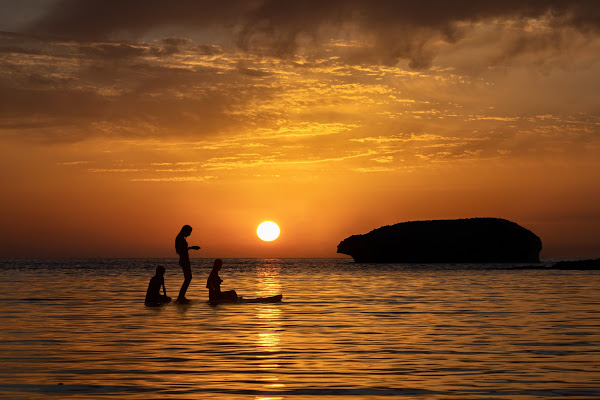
26 0 600 68
0 0 598 176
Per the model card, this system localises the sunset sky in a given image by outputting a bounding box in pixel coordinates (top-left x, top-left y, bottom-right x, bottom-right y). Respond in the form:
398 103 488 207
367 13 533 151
1 0 599 259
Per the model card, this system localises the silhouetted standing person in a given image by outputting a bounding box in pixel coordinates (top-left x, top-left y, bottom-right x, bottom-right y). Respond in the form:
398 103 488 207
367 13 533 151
145 265 171 306
175 225 200 304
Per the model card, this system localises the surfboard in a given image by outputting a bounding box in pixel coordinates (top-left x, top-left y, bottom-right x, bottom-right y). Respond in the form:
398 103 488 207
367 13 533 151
240 294 283 303
209 294 283 305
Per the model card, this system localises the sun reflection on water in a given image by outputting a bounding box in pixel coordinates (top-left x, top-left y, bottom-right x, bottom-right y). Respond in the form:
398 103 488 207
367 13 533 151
3 259 600 399
254 262 285 397
255 261 282 297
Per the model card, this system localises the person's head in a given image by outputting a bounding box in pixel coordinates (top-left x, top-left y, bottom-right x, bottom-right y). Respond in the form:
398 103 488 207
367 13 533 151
156 265 166 276
213 258 223 271
179 225 193 237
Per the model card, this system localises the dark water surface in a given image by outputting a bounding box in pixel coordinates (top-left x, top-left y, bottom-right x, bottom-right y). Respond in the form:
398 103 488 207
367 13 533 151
0 259 599 399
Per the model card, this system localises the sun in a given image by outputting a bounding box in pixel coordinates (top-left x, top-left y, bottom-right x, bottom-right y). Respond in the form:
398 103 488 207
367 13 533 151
257 221 280 242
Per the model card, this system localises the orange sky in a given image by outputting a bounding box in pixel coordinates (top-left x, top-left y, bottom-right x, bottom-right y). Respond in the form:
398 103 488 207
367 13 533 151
1 1 599 259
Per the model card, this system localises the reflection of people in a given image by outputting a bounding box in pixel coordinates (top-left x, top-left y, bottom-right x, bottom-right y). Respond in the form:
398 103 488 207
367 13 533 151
175 225 200 304
207 259 238 303
145 265 171 306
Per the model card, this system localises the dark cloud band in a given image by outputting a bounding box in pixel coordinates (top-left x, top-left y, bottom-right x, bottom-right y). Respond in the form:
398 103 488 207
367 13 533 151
28 0 600 68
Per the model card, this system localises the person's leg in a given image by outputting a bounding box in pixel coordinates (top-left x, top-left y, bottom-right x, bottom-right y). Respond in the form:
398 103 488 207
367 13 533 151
177 265 192 302
160 294 172 304
220 290 238 302
145 293 162 307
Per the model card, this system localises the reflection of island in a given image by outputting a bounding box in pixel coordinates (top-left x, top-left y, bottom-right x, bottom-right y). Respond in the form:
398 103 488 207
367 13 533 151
337 218 542 263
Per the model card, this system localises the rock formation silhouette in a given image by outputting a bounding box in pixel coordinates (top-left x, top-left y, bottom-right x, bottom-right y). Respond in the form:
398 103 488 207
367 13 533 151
550 258 600 270
337 218 542 263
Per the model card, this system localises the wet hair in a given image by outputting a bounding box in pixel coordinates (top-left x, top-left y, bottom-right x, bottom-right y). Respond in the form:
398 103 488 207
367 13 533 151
156 265 166 275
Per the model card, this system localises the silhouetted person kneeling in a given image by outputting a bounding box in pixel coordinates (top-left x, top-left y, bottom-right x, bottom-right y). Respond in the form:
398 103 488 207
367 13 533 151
145 265 171 306
175 224 200 304
207 259 238 303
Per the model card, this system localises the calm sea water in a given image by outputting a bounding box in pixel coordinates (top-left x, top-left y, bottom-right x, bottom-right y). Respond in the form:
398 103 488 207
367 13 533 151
0 258 599 399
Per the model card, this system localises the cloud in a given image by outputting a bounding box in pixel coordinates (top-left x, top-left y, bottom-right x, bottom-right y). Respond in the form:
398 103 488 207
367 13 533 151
26 1 600 68
2 8 599 161
89 168 143 173
350 133 487 144
130 176 215 182
353 166 396 173
236 63 272 77
57 161 90 166
25 0 262 45
78 43 148 59
0 33 255 142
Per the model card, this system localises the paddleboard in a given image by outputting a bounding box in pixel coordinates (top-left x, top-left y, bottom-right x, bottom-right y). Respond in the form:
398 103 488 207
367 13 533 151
209 294 283 305
240 294 283 303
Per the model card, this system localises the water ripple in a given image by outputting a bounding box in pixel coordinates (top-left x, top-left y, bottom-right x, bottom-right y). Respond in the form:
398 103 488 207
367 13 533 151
0 259 599 399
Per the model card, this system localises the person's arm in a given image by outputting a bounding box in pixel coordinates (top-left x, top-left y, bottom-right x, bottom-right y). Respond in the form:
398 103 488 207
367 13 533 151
162 279 167 296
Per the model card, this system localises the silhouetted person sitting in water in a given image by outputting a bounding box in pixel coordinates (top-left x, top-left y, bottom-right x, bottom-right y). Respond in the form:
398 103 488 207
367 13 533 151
207 259 238 303
145 265 171 306
175 224 200 304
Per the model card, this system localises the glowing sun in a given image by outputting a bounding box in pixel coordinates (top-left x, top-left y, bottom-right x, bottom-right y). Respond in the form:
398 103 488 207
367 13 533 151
257 221 280 241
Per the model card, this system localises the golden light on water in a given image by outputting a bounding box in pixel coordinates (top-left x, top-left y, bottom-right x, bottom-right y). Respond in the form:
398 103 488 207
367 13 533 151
254 262 284 395
257 221 281 242
255 264 282 348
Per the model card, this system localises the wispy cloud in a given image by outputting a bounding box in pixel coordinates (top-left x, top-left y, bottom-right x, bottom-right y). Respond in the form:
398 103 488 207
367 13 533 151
130 176 215 182
88 168 144 173
350 133 487 144
57 161 90 166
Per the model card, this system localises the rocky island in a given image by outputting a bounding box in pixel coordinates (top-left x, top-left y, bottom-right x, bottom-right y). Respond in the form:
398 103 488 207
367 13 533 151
337 218 542 263
549 258 600 270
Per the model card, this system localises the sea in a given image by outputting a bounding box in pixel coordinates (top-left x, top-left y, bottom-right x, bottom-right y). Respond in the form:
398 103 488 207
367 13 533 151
0 258 599 400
